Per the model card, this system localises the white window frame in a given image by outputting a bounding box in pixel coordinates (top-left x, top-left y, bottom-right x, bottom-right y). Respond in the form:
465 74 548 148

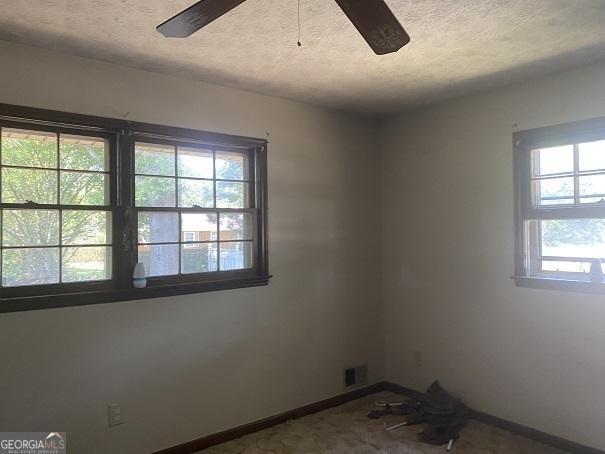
183 231 198 247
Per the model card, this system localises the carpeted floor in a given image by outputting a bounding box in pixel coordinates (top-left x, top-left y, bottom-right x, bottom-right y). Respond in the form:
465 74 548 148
198 392 566 453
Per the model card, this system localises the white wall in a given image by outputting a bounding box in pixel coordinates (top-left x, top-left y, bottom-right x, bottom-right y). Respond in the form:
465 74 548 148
4 35 605 454
381 61 605 451
0 41 383 454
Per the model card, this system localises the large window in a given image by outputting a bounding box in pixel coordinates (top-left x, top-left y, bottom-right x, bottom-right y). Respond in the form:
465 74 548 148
0 104 269 312
514 117 605 292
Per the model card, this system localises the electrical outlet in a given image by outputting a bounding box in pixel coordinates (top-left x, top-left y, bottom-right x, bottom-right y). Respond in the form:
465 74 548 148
108 404 123 427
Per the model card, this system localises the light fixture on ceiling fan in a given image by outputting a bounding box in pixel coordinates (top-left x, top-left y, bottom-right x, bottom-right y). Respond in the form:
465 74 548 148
157 0 410 55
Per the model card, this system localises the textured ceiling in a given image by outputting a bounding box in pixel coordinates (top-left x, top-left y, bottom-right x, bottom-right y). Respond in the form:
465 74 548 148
2 1 605 115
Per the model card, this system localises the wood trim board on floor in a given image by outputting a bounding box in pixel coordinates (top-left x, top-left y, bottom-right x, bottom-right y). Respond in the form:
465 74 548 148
152 381 604 454
152 382 385 454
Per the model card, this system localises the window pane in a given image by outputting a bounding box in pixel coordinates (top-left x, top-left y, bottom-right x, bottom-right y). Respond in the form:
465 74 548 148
138 244 179 277
535 177 574 206
2 209 59 247
219 213 253 240
138 212 178 244
542 261 592 273
135 176 176 207
2 247 60 287
60 171 107 205
1 128 57 168
541 219 605 258
135 143 175 176
216 150 248 180
219 241 252 270
579 174 605 204
177 147 213 178
1 168 57 204
216 181 248 208
62 246 111 282
178 179 214 208
60 135 108 171
181 213 217 242
62 211 111 245
181 243 218 274
579 140 605 172
533 145 573 176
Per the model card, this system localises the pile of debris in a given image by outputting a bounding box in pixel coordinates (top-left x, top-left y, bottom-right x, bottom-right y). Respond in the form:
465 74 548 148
368 381 468 451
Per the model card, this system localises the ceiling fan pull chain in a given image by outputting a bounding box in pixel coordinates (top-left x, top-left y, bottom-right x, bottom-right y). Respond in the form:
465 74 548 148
297 0 302 47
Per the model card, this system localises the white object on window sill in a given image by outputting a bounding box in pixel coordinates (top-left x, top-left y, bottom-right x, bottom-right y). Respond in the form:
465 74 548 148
133 262 147 288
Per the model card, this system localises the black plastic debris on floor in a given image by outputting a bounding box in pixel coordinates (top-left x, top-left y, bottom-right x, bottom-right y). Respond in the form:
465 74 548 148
368 381 468 449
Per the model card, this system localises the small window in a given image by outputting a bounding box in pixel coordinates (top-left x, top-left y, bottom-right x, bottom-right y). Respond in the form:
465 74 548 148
514 118 605 291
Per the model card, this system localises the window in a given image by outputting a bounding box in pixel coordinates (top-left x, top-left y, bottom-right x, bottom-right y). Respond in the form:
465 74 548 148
0 125 115 291
514 117 605 292
133 141 254 278
0 103 269 312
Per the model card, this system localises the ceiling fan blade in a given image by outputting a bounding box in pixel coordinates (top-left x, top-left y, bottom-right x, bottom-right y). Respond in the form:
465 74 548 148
157 0 248 38
333 0 410 55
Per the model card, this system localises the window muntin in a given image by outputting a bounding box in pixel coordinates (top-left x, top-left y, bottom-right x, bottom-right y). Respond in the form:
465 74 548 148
0 126 113 288
134 141 254 279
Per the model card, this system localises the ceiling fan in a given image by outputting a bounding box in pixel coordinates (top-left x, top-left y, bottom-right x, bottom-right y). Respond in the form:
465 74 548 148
157 0 410 55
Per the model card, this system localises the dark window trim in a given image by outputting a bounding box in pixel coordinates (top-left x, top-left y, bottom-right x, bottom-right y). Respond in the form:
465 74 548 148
0 103 270 312
0 103 267 148
513 115 605 294
0 275 271 313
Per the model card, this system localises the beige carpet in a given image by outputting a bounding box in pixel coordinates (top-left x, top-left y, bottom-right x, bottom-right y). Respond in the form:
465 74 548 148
198 391 566 453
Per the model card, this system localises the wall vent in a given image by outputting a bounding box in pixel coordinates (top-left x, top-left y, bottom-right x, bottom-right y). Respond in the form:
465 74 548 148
344 364 368 388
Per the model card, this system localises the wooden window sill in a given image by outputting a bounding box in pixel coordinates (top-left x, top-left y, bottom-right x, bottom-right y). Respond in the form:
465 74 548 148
0 275 272 313
513 275 605 295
